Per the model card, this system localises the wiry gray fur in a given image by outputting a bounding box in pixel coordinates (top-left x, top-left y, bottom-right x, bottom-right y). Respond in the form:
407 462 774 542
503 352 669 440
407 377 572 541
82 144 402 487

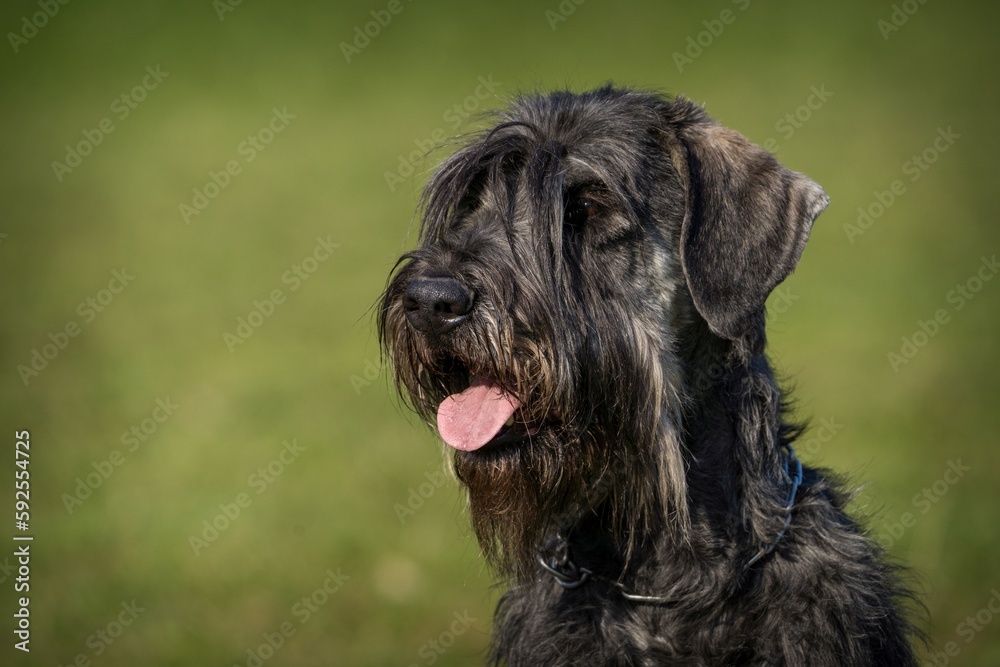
379 86 919 666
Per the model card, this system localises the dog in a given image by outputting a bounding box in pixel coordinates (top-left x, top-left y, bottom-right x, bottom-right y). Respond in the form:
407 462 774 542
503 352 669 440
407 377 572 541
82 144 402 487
379 86 917 666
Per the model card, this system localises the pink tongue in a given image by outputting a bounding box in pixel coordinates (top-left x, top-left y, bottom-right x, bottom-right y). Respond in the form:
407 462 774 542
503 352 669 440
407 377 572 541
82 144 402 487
436 377 520 451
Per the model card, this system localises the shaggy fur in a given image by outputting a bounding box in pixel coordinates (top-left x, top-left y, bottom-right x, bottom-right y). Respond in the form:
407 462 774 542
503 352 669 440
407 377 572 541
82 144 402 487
379 86 917 666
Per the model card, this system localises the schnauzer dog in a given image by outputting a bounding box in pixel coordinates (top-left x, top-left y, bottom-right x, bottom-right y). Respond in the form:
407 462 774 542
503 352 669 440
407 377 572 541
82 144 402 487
379 87 917 666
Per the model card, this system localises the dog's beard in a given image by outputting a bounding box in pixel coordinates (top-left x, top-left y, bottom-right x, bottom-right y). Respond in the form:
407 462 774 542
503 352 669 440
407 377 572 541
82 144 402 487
452 405 683 582
389 355 683 581
380 262 689 583
453 426 610 580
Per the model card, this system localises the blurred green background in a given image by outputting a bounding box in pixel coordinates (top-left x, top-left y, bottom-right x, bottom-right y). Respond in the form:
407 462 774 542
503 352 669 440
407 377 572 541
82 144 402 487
1 0 998 664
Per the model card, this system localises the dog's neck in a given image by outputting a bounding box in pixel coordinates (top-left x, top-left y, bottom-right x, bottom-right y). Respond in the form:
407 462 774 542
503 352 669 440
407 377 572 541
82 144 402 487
545 321 800 584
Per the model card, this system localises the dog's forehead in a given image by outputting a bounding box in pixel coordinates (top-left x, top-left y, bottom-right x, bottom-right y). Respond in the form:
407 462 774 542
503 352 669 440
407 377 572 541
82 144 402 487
421 90 688 248
506 89 664 138
504 102 661 167
526 99 673 193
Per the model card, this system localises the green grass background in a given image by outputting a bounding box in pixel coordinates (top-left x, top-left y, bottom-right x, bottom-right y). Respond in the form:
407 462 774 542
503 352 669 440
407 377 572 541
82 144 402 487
1 0 998 664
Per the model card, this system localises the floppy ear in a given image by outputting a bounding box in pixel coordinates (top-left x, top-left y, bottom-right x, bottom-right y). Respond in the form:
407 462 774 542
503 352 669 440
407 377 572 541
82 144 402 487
667 99 829 340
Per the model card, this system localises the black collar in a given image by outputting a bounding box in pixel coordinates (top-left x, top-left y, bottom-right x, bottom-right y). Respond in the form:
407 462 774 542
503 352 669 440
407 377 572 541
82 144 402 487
538 445 804 605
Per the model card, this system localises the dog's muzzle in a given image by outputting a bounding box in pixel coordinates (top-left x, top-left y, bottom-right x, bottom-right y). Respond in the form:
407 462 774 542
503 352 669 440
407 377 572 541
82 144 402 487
402 276 474 336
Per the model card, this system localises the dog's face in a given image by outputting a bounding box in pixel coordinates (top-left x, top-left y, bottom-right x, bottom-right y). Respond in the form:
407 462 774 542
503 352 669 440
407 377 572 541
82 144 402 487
379 87 828 578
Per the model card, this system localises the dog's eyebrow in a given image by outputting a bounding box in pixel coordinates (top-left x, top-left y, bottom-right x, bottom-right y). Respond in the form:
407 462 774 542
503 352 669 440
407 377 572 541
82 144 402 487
562 179 603 194
561 158 628 196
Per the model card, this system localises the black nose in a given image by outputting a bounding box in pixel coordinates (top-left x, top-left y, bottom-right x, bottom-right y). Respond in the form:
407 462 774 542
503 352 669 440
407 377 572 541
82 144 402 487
403 277 475 335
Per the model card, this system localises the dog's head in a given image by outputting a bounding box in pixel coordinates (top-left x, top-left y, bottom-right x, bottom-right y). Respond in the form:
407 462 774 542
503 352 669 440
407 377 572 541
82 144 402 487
379 87 827 578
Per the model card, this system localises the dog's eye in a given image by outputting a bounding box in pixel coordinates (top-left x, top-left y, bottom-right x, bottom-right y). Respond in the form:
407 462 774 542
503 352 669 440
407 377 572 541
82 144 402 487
564 198 600 227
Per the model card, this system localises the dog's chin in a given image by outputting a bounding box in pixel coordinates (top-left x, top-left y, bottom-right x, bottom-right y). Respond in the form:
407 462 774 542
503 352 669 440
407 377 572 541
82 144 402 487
450 425 560 578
